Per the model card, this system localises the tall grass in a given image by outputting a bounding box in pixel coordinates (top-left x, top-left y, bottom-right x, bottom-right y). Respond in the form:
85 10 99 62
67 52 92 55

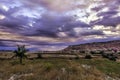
0 59 104 80
0 59 120 80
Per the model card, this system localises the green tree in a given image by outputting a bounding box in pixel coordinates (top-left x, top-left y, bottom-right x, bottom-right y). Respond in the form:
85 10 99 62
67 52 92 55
13 45 28 64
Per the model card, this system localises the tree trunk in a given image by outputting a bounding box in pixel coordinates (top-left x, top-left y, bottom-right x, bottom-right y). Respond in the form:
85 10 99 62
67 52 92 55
20 57 22 64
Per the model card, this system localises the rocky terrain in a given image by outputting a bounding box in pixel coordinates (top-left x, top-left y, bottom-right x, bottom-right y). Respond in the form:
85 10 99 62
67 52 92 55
63 40 120 52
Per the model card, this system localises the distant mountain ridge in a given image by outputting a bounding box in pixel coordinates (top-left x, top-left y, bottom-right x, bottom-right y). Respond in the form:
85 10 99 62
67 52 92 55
63 40 120 51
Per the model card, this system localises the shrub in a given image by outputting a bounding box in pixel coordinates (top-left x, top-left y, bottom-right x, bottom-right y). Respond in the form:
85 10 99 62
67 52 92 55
75 54 79 59
102 53 108 58
37 53 42 59
101 51 110 58
99 50 104 54
85 54 92 59
75 56 79 59
44 63 53 71
90 51 96 54
102 52 117 61
108 56 116 61
79 50 85 53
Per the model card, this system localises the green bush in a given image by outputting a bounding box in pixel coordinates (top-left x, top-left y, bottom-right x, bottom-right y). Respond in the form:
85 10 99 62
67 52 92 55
79 50 85 53
90 51 96 54
102 52 117 61
108 56 116 61
85 54 92 59
75 56 79 59
44 63 53 71
99 51 104 54
102 53 108 58
37 53 42 59
75 54 79 59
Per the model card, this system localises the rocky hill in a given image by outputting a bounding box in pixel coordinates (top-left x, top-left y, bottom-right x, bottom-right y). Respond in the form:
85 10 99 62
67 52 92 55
63 40 120 52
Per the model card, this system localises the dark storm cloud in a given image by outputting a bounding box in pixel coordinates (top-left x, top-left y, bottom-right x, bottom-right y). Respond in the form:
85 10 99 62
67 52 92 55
62 21 90 31
0 16 31 33
97 11 118 18
0 0 120 50
80 30 104 36
0 39 15 47
90 0 120 27
29 41 69 46
0 39 20 42
0 39 67 47
0 7 20 16
91 17 120 27
68 29 104 38
0 8 6 15
0 6 24 25
1 0 119 38
0 7 35 33
26 29 58 38
0 39 24 47
91 6 104 12
24 14 90 37
0 41 6 46
0 2 90 38
0 39 55 46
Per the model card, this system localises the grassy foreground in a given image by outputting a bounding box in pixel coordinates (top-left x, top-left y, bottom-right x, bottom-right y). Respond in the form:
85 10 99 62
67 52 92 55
0 59 120 80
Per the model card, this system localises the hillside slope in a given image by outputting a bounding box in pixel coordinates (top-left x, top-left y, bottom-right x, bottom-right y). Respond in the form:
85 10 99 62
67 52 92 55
64 40 120 52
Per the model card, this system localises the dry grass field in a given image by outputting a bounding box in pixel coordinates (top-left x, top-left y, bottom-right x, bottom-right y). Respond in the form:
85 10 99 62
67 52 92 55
0 52 120 80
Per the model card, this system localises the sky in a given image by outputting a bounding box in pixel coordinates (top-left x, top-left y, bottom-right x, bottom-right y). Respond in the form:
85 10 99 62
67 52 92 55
0 0 120 51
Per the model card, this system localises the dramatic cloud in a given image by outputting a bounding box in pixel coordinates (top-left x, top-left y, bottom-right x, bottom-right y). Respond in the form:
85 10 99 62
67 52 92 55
0 0 120 51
